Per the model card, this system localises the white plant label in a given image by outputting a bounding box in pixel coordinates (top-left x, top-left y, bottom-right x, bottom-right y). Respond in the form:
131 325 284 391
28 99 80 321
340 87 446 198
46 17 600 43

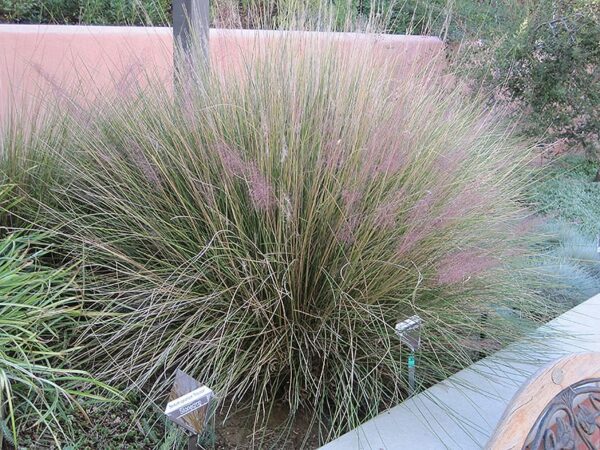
165 385 213 417
165 370 214 434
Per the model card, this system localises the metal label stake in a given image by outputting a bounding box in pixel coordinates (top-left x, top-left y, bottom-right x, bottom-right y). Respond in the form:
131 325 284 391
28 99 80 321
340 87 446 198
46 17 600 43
407 352 416 394
395 315 423 396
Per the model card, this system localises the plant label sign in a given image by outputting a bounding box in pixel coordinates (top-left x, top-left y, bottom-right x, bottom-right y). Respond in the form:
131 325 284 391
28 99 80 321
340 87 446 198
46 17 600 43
395 314 423 352
165 370 214 434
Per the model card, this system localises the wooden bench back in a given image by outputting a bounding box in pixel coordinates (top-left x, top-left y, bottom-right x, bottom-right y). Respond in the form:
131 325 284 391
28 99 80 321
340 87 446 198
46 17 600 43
487 352 600 450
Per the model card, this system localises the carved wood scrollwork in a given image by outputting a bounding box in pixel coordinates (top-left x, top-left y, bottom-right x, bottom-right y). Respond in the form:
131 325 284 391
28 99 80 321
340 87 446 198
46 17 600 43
523 378 600 450
486 353 600 450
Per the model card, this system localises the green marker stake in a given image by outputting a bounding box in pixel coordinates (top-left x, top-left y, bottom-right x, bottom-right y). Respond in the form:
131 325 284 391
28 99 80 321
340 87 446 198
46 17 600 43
408 352 416 396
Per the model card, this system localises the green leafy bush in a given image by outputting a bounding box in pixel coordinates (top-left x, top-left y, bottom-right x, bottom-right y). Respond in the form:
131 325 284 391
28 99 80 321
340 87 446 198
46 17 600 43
361 0 530 39
1 30 561 443
485 0 599 153
0 0 170 25
0 0 367 29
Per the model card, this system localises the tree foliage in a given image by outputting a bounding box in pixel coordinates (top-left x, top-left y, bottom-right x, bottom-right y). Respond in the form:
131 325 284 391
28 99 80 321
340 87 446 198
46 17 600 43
495 0 599 155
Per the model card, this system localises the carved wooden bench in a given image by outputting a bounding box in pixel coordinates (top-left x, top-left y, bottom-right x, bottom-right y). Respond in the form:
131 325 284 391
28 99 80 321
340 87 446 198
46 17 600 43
487 352 600 450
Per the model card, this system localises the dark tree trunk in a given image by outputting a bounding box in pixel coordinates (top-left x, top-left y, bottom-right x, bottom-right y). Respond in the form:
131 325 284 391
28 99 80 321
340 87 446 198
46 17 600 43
595 168 600 182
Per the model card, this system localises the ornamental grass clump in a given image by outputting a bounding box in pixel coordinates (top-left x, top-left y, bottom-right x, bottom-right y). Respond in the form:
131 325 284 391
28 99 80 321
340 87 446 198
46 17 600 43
0 229 117 447
3 31 557 444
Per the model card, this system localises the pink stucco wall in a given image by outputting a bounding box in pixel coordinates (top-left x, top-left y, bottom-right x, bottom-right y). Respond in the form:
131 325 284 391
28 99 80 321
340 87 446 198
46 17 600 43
0 25 445 122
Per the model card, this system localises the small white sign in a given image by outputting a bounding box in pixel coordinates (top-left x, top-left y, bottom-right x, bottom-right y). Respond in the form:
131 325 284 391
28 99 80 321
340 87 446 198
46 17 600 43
165 385 213 417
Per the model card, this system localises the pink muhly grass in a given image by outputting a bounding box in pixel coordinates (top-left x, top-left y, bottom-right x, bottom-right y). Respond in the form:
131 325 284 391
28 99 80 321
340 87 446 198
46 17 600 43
363 127 409 176
127 142 162 189
373 191 405 230
362 113 411 174
247 166 275 211
396 190 437 256
370 150 406 176
408 190 436 224
436 250 499 285
394 183 487 255
217 144 246 177
336 215 361 245
449 184 486 211
373 201 398 229
342 189 362 211
216 144 276 211
323 139 346 171
396 227 427 256
433 145 469 175
513 215 545 236
336 189 365 243
435 184 487 228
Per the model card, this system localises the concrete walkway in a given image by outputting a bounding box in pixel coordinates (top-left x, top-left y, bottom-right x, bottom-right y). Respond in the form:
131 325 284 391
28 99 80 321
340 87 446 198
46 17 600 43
320 293 600 450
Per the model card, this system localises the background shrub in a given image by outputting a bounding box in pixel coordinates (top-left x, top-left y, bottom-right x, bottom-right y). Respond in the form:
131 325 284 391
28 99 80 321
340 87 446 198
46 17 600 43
0 0 170 24
0 0 532 35
472 0 599 156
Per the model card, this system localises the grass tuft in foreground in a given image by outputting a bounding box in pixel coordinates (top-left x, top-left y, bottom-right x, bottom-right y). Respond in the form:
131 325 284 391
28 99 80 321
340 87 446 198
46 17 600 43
0 228 118 447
